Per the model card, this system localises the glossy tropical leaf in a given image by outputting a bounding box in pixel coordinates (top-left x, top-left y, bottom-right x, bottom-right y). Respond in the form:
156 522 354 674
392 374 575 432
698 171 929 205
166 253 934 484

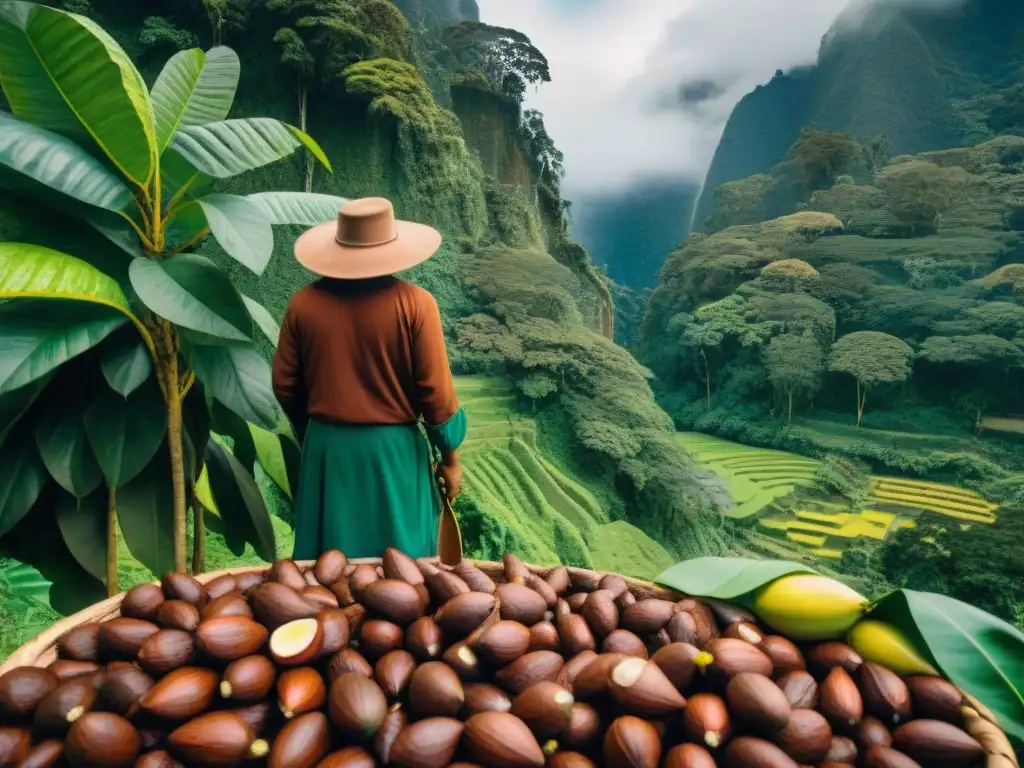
55 487 107 583
196 193 273 275
871 589 1024 742
117 445 175 579
170 118 330 179
4 521 107 614
209 401 257 472
656 556 817 602
84 378 166 487
0 242 151 361
161 148 214 212
0 242 134 315
36 393 104 498
249 424 292 499
246 191 348 225
0 2 157 187
195 465 219 515
163 196 210 251
129 254 253 341
79 207 145 259
0 111 133 211
0 373 52 445
205 437 276 562
243 295 280 346
0 427 46 536
287 124 332 172
0 299 127 394
191 342 279 430
100 331 152 397
151 46 240 154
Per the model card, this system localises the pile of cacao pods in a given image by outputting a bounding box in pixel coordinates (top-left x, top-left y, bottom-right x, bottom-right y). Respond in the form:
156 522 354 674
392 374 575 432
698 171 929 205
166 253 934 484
0 550 990 768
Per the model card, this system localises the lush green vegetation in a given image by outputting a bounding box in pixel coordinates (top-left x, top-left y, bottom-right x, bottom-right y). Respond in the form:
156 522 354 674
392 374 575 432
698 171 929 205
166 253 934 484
640 51 1024 627
0 0 734 660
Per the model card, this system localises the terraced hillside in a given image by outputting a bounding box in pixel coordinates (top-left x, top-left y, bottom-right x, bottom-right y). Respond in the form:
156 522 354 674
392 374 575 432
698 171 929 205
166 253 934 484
455 377 676 578
677 432 998 560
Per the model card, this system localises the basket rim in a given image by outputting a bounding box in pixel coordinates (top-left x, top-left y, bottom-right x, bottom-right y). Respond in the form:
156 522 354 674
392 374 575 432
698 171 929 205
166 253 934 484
1 558 1017 767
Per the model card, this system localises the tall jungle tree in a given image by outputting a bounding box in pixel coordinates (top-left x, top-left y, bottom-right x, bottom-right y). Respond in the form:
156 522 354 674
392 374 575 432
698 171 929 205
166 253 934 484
269 0 412 190
200 0 251 46
764 333 825 421
673 295 771 409
829 331 913 426
0 3 346 582
442 21 551 104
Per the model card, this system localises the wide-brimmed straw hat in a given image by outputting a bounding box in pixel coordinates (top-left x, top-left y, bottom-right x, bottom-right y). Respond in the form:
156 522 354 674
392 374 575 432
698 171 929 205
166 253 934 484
294 197 442 279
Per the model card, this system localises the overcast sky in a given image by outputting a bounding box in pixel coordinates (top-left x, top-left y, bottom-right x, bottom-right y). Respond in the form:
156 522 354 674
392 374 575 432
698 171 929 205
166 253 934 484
475 0 965 197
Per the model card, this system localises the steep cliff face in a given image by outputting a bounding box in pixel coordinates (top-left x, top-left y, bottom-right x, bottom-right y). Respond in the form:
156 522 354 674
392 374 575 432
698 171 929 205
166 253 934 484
693 0 1024 228
451 86 532 187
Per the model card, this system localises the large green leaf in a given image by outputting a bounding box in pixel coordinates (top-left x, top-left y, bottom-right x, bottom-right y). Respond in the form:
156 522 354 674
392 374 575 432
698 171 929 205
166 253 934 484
161 148 214 211
209 400 256 471
246 191 348 225
243 295 280 346
205 437 276 562
656 556 817 602
196 193 273 275
0 2 157 187
79 207 145 259
163 194 210 250
170 118 330 179
84 378 166 487
55 488 107 584
0 242 134 316
117 445 174 579
36 392 103 498
191 341 279 430
0 425 46 536
2 524 107 615
100 330 153 397
871 589 1024 742
151 46 240 154
0 111 133 211
249 424 292 500
0 373 52 445
129 254 253 341
0 300 127 394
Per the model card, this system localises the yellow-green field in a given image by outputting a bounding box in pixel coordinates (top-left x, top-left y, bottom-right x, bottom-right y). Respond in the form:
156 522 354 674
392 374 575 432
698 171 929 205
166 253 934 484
677 432 997 559
455 377 675 579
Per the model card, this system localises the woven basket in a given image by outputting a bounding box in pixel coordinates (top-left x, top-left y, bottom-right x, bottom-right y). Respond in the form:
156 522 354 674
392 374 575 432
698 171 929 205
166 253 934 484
2 559 1017 768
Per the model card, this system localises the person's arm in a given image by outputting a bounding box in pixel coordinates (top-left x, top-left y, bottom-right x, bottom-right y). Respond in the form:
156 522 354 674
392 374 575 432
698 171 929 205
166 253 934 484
413 292 466 496
272 299 308 440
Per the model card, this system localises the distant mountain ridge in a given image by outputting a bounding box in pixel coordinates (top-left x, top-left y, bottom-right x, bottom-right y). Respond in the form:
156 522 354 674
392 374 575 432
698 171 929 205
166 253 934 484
693 0 1024 228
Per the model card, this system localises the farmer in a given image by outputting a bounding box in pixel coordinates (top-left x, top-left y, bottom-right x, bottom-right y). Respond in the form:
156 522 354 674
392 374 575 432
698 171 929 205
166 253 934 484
272 197 466 560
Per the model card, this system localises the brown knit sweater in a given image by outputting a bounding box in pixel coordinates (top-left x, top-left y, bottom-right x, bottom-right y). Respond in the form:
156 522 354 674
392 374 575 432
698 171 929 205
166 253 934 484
272 277 459 429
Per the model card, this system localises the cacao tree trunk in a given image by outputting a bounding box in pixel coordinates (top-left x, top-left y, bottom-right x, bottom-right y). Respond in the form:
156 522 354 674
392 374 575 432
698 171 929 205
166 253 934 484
153 319 188 573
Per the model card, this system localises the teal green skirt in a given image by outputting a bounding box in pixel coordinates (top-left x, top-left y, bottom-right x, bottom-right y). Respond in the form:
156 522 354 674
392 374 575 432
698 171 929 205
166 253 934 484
291 410 466 561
